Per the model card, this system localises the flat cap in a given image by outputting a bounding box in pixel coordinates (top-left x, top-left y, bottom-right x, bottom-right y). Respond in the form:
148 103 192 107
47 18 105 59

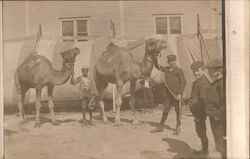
204 58 223 68
167 54 177 61
191 61 204 71
81 65 89 70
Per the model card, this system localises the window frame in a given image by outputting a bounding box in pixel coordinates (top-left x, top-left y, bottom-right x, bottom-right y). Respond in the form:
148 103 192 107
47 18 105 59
60 17 90 42
153 14 183 35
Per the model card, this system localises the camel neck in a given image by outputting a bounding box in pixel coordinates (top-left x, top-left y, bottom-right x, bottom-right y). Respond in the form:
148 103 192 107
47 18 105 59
140 53 155 77
49 68 71 85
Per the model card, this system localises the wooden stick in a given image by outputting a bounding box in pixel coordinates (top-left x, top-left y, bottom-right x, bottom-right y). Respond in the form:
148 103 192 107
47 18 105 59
197 14 204 62
112 84 116 113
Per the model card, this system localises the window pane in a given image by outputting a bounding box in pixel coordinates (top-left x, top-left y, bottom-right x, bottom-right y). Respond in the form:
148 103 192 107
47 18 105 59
155 17 167 34
62 21 74 36
77 20 88 36
170 17 181 34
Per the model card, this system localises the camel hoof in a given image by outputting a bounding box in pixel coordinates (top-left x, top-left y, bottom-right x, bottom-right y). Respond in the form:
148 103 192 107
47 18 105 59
19 120 29 126
87 120 96 126
173 127 181 135
102 117 109 124
52 120 61 126
113 121 122 126
82 120 89 127
34 122 41 128
132 119 141 125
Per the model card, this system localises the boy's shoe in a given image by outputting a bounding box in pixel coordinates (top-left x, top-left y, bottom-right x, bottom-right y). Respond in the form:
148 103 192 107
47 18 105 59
192 149 209 155
150 125 164 133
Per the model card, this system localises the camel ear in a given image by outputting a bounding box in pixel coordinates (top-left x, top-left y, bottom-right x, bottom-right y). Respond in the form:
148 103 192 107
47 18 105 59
146 38 157 52
61 51 66 57
74 48 80 55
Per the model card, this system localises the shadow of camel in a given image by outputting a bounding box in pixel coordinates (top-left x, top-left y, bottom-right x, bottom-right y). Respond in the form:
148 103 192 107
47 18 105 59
144 121 175 131
4 129 18 136
26 116 77 125
90 115 133 124
162 138 200 159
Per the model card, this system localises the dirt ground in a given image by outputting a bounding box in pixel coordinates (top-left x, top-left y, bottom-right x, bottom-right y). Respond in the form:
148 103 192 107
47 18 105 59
4 106 221 159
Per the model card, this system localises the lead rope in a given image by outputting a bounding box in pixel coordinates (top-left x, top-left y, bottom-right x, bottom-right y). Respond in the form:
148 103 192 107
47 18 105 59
157 56 183 129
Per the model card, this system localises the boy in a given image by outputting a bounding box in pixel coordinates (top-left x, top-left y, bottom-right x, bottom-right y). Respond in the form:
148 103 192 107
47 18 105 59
71 66 95 126
189 61 210 155
204 59 226 158
151 54 186 135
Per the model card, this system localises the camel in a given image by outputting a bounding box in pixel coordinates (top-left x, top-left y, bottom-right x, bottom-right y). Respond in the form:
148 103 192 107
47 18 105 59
15 47 80 127
94 38 167 125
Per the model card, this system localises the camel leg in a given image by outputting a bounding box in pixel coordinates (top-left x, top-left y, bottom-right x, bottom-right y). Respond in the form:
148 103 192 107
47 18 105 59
34 87 42 127
47 83 60 126
99 96 108 123
129 79 140 125
96 81 108 123
114 81 123 126
18 89 27 125
174 104 181 135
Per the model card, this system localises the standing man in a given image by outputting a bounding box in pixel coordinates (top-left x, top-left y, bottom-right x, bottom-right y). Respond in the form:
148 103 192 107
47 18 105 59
151 54 186 135
204 59 226 158
71 66 95 126
189 61 210 155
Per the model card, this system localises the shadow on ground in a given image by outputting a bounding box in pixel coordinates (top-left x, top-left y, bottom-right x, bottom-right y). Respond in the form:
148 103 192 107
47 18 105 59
4 129 18 136
143 121 175 131
162 138 197 159
25 116 77 125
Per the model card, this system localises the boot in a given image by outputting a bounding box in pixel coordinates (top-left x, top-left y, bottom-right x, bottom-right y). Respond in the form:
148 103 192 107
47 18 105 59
193 137 209 155
150 113 167 133
150 124 164 133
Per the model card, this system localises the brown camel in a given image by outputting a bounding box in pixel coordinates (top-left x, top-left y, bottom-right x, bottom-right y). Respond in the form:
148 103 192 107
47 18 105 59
94 38 167 125
15 47 80 127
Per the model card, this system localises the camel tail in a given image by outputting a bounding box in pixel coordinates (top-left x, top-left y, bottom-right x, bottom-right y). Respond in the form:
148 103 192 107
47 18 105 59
91 64 98 96
14 71 22 93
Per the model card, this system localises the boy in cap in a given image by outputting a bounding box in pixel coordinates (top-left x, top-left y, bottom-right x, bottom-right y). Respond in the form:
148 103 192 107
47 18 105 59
189 61 210 155
204 58 226 158
151 54 186 135
71 66 95 126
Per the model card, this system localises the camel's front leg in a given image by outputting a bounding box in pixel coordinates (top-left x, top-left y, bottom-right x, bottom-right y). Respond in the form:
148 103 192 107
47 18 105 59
129 80 140 125
47 84 60 126
34 87 42 127
114 82 123 126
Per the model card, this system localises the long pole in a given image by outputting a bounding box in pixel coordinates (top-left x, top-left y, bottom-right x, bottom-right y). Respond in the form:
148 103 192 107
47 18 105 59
110 20 116 113
197 14 204 62
33 23 42 51
112 84 116 113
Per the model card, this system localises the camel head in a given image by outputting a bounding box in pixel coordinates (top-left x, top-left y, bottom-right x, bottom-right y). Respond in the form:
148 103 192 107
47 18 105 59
60 47 80 74
145 38 167 68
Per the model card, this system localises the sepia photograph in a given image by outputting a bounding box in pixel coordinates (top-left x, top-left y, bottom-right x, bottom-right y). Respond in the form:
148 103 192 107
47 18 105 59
1 0 230 158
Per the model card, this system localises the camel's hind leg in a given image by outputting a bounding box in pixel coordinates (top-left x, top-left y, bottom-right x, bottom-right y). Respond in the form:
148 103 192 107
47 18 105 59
34 87 42 127
17 89 28 125
129 79 140 125
47 83 60 126
114 80 123 126
96 81 108 123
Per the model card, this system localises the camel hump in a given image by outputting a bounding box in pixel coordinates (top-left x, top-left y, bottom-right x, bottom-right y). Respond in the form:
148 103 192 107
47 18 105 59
22 54 50 70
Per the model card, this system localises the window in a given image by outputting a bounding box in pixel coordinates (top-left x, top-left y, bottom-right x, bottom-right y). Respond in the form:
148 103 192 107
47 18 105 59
61 17 89 41
154 15 182 34
155 17 168 34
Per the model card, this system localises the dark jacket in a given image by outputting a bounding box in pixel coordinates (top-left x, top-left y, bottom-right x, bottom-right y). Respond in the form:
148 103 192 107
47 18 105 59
190 75 210 119
159 65 187 96
205 77 225 120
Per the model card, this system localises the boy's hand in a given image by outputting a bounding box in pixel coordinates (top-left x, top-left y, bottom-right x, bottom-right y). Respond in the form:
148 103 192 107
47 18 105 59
175 94 182 100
